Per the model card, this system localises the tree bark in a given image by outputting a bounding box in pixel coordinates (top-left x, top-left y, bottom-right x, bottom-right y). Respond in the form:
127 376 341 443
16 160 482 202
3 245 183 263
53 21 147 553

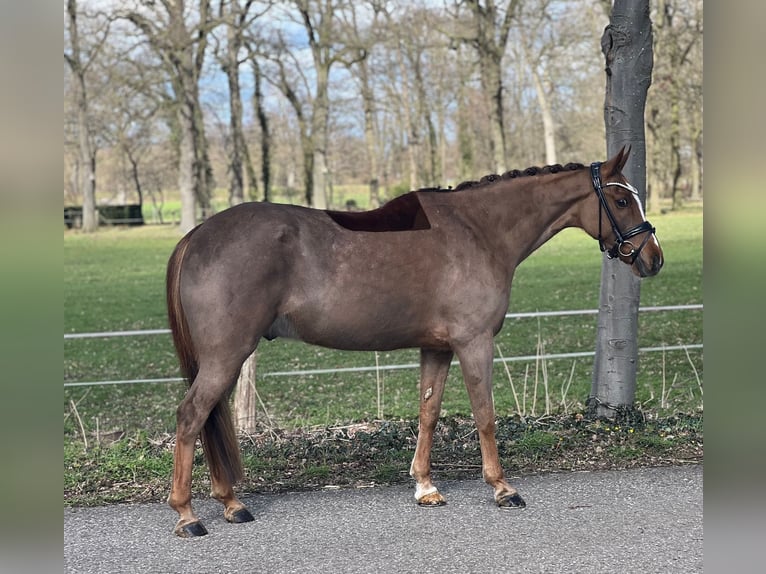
589 0 653 419
234 352 258 434
177 99 198 231
690 116 702 201
125 148 144 207
251 57 271 202
529 65 557 165
296 0 332 209
222 8 246 207
396 42 420 191
455 48 474 180
357 56 381 207
65 0 98 233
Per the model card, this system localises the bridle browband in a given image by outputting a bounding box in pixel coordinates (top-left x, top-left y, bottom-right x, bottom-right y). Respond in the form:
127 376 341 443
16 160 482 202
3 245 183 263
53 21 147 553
590 162 655 263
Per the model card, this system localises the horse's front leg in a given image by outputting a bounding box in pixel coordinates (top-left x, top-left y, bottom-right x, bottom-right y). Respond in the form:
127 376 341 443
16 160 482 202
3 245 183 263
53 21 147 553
410 348 453 506
454 334 526 508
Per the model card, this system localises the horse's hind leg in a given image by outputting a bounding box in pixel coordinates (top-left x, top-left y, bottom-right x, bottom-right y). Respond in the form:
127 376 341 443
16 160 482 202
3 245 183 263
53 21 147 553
169 352 254 537
410 348 453 506
454 333 526 508
209 413 255 526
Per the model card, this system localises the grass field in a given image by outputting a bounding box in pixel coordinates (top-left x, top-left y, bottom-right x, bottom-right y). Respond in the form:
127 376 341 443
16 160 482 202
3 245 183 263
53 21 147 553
64 206 702 504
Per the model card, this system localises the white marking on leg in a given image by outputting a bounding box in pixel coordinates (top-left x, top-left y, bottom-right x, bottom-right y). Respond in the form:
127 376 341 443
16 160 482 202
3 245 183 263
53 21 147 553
423 387 433 400
414 483 438 501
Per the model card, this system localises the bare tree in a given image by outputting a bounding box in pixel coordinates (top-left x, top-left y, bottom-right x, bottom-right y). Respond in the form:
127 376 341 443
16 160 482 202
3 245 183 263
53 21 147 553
375 3 454 190
393 36 421 191
265 36 314 205
646 0 702 212
450 0 520 173
264 1 364 208
246 54 273 202
64 0 110 232
291 0 365 208
589 0 653 419
122 0 216 233
339 1 384 207
65 0 700 232
217 0 272 206
515 0 569 166
95 43 170 208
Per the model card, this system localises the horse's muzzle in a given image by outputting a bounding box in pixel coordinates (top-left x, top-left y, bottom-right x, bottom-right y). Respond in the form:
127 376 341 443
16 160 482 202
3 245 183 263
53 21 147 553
635 251 663 278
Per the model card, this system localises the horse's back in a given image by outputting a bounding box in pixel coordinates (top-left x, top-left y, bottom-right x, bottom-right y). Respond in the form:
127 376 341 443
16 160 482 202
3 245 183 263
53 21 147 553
176 199 507 353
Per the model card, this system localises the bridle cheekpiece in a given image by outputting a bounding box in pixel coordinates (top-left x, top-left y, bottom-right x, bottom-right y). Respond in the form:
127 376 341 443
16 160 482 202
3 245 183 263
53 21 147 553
590 162 655 263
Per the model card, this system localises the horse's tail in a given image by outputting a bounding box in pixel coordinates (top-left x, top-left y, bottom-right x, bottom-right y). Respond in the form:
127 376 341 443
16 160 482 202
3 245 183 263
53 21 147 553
166 226 243 486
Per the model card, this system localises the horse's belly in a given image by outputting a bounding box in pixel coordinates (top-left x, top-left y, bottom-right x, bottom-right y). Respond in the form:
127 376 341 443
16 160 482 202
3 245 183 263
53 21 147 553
265 306 447 352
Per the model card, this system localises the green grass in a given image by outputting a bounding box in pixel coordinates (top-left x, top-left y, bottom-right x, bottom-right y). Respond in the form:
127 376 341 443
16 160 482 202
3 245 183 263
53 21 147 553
64 209 702 440
64 413 703 505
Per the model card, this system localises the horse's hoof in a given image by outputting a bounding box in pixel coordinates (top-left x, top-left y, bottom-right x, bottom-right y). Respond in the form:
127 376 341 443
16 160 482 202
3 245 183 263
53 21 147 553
175 520 208 537
227 507 255 523
497 493 526 509
417 492 447 507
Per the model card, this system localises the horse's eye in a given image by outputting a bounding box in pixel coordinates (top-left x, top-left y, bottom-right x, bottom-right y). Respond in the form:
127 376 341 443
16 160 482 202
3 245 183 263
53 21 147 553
615 198 629 209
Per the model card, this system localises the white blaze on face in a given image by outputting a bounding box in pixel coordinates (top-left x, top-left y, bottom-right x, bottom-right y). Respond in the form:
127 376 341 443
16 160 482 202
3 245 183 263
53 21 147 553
603 179 660 250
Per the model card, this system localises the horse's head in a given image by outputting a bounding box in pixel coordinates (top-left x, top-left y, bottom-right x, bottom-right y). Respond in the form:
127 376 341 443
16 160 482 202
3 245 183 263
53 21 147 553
584 146 664 278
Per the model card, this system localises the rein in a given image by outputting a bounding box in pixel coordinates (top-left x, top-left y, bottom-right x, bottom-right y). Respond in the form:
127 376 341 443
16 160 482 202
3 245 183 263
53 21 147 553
590 162 655 263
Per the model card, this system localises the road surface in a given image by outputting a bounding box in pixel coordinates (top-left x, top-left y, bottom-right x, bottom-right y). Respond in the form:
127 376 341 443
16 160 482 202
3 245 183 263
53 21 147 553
65 465 702 573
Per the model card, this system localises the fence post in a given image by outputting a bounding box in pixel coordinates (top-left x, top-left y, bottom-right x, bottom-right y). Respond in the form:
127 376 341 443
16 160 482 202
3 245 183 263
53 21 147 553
234 352 258 433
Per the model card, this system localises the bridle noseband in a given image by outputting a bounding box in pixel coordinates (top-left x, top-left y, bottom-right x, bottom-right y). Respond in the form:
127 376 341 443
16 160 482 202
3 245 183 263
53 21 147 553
590 162 655 263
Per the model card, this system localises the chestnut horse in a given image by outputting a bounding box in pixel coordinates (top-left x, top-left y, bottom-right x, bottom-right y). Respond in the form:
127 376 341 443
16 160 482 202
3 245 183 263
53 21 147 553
165 146 663 536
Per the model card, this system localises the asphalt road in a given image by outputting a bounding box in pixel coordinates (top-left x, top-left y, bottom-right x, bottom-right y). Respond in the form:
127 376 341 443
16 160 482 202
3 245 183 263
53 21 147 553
64 465 702 574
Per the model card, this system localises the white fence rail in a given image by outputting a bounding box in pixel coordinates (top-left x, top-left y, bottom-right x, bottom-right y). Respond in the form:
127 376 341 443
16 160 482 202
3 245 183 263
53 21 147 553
64 304 703 388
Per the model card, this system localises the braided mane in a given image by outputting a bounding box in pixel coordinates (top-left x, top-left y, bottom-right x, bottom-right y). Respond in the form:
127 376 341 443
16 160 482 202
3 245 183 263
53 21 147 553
444 162 587 192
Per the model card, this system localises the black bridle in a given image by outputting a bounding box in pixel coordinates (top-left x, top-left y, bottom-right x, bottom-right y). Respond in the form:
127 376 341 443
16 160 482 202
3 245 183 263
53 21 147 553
590 162 655 263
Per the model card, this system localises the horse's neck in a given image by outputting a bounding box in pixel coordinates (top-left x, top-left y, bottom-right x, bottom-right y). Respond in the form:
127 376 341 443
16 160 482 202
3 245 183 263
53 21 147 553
453 173 590 265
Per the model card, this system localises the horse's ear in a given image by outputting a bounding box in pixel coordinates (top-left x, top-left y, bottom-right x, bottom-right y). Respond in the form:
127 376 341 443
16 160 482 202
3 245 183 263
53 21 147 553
605 145 631 175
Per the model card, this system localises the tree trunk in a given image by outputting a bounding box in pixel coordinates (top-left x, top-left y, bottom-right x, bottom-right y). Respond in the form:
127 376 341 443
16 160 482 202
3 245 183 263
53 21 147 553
234 352 258 434
126 149 143 207
482 54 508 173
311 149 329 209
252 58 271 202
193 99 214 219
177 101 198 233
530 65 557 165
124 0 212 233
222 1 260 207
456 49 474 180
589 0 653 419
645 113 662 214
65 0 98 233
358 58 381 207
310 89 329 209
418 65 439 185
690 118 702 201
396 42 420 191
669 89 682 210
223 20 246 207
463 1 519 173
